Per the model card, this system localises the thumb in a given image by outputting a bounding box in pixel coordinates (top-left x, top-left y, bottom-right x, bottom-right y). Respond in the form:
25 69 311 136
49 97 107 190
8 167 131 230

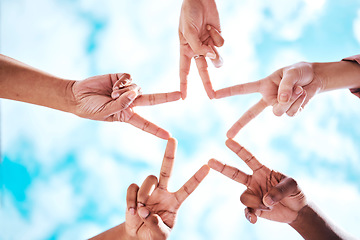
107 90 138 114
263 177 300 207
278 68 300 104
138 207 170 240
183 26 216 58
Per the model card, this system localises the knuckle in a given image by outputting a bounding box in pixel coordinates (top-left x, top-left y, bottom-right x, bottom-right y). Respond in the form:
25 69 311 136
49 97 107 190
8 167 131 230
240 194 248 205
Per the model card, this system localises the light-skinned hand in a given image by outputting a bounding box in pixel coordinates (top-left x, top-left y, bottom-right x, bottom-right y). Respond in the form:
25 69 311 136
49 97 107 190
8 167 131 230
125 138 210 239
72 73 181 139
179 0 225 99
215 62 321 138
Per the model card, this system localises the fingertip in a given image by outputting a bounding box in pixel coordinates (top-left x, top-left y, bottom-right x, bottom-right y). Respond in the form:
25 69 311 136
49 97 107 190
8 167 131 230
129 207 136 215
208 158 224 172
294 85 303 95
127 90 138 101
225 138 236 148
206 51 216 59
181 90 187 100
272 107 284 117
158 129 171 140
197 165 211 179
138 207 150 219
207 90 215 99
263 195 275 207
278 93 290 103
167 137 177 146
111 91 120 99
208 158 217 166
226 131 235 139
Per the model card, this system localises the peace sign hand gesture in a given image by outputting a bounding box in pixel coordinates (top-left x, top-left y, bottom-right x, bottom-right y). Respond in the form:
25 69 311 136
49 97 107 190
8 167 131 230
209 139 307 224
72 73 181 139
124 138 210 240
179 0 225 99
215 62 323 138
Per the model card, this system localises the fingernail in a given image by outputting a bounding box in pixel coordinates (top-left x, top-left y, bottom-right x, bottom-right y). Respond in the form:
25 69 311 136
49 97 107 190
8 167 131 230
206 52 216 59
294 86 303 95
248 216 252 223
137 202 144 208
279 93 289 103
206 25 211 31
129 207 136 215
265 196 275 206
127 91 137 100
259 203 271 210
112 92 120 98
138 208 150 219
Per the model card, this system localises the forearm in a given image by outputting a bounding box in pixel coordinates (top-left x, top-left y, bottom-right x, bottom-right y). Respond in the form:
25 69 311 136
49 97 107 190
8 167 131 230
0 54 76 113
289 203 350 240
89 223 135 240
313 60 360 92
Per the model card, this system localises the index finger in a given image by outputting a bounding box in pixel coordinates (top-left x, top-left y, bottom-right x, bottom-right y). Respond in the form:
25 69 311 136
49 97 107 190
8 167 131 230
132 91 181 106
180 50 191 100
195 56 215 99
227 99 267 138
158 138 177 190
225 139 263 172
215 81 260 99
126 113 171 140
175 165 210 204
208 158 250 186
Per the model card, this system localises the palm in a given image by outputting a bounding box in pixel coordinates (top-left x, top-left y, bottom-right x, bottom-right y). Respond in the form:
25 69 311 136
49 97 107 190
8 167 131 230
72 73 137 121
72 73 181 139
244 167 302 223
179 0 221 55
125 139 210 240
136 190 180 239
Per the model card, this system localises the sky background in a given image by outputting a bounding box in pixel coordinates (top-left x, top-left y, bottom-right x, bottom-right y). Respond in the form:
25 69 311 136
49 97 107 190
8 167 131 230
1 0 360 239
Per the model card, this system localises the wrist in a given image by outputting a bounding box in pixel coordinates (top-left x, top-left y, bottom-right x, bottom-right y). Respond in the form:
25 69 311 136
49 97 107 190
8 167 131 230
312 60 360 93
310 62 327 93
62 78 77 114
289 203 345 240
89 223 136 240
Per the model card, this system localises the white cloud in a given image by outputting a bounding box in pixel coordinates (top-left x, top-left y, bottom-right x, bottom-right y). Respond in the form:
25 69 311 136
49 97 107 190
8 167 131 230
354 9 360 45
2 0 360 239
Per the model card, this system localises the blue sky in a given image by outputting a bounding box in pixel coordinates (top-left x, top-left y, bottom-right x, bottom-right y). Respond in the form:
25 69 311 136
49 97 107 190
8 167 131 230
1 0 360 239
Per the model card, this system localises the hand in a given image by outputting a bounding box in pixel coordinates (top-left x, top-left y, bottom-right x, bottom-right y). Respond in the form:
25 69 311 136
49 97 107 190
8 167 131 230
179 0 225 99
72 73 181 139
209 139 307 224
215 62 323 138
124 138 210 239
